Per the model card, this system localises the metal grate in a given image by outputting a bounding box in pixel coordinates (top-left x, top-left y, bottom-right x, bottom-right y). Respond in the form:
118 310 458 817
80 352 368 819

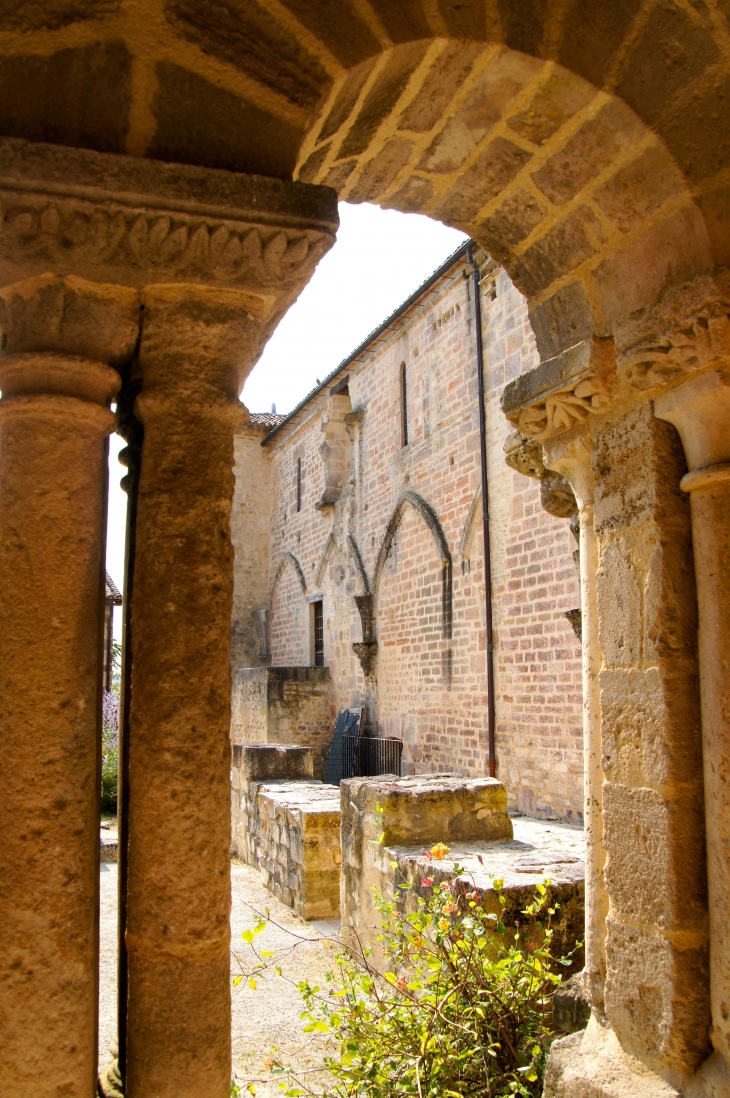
342 734 403 780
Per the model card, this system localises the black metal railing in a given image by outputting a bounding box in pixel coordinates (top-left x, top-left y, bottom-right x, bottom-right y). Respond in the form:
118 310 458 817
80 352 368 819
342 734 403 780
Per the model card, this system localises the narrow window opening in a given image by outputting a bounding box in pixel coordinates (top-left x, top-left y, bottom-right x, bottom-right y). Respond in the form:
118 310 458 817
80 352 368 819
313 600 324 666
296 457 302 512
401 362 408 447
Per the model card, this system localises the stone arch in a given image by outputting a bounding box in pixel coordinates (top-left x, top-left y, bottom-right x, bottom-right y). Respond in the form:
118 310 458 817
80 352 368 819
268 551 308 666
3 15 725 358
459 487 482 569
373 490 452 639
314 533 335 587
296 44 714 363
270 550 307 605
347 533 371 595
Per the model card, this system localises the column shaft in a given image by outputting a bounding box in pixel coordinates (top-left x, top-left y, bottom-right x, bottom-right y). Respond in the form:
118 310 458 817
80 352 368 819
125 288 255 1098
0 356 118 1097
685 470 730 1064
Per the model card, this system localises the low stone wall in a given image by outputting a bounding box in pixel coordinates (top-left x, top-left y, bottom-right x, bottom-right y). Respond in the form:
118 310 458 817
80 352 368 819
231 743 340 920
231 667 331 777
340 775 585 972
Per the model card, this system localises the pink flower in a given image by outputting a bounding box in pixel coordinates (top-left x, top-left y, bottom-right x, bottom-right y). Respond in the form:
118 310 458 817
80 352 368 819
421 877 434 889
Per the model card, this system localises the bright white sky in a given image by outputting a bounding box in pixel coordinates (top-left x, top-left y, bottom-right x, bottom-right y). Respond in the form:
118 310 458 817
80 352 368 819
106 203 467 622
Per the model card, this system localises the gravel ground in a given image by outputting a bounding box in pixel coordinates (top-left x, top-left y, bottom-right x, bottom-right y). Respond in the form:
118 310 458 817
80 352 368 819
98 856 340 1096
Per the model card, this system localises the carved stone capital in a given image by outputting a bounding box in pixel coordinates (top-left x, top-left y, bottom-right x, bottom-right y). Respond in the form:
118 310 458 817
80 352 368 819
0 137 338 300
501 338 614 443
616 270 730 394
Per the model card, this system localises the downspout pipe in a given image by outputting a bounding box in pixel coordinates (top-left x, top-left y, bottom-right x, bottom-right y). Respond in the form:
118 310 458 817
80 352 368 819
466 243 497 779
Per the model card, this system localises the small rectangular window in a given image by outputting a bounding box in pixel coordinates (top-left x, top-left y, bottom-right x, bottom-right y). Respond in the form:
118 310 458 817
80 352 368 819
313 600 324 667
401 362 408 447
296 457 302 512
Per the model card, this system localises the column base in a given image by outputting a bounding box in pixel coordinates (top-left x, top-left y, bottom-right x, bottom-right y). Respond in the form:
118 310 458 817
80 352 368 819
544 1017 680 1098
685 1052 730 1097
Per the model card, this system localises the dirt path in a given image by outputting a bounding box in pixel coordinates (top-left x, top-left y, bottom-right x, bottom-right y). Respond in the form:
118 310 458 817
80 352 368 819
99 857 339 1096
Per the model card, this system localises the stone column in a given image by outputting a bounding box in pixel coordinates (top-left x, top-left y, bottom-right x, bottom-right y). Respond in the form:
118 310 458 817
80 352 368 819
0 275 139 1097
124 286 253 1098
656 367 730 1091
125 280 336 1098
502 337 711 1095
543 431 608 1016
0 137 337 1098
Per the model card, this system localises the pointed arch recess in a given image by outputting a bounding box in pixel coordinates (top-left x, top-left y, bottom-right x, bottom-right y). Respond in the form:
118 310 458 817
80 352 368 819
373 490 452 639
347 533 371 595
270 551 307 609
315 533 335 587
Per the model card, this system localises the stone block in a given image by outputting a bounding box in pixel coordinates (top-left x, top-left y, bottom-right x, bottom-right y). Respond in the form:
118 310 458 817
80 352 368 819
343 773 514 849
231 769 341 921
605 916 711 1084
232 742 314 782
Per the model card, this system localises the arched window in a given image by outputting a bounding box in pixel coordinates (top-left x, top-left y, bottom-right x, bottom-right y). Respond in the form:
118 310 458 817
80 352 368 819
401 362 408 447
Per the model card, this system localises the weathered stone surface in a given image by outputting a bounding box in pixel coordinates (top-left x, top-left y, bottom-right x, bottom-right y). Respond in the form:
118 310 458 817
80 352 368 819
231 667 331 777
0 284 127 1097
232 743 314 783
341 788 585 971
545 1017 682 1098
231 767 341 920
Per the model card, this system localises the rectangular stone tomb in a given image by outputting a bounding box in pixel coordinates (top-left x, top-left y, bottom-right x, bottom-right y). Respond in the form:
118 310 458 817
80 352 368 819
340 775 585 971
231 743 340 920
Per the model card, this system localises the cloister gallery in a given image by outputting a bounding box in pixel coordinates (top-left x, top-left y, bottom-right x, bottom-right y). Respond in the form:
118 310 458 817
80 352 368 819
1 3 730 1097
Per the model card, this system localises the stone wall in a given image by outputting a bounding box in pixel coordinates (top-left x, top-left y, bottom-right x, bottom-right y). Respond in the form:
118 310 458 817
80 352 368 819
233 250 584 820
230 744 340 920
231 422 274 669
231 666 331 777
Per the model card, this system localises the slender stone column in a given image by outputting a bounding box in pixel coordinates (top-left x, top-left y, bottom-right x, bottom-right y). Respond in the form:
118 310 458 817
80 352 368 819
125 283 333 1096
656 368 730 1091
0 275 139 1097
543 432 607 1016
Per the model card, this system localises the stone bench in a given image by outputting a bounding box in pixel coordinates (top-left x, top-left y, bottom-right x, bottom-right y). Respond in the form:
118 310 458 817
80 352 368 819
231 743 341 919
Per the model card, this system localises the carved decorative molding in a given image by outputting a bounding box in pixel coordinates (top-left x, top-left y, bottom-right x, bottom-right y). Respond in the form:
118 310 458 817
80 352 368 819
0 137 338 292
501 338 614 443
616 271 730 392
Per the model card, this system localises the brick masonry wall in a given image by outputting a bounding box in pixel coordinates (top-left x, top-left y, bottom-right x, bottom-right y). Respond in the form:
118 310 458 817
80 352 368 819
232 254 584 821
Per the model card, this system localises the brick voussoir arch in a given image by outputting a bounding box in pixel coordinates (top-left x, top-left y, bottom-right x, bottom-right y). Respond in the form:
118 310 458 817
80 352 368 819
372 490 453 640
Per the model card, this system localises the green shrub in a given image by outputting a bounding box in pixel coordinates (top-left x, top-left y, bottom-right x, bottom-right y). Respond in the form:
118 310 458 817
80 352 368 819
272 868 576 1097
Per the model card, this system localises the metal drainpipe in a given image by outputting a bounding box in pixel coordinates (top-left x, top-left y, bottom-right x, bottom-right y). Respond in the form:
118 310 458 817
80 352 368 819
466 243 497 779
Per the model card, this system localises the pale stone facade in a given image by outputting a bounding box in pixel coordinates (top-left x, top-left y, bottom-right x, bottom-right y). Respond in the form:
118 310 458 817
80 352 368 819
232 246 584 822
